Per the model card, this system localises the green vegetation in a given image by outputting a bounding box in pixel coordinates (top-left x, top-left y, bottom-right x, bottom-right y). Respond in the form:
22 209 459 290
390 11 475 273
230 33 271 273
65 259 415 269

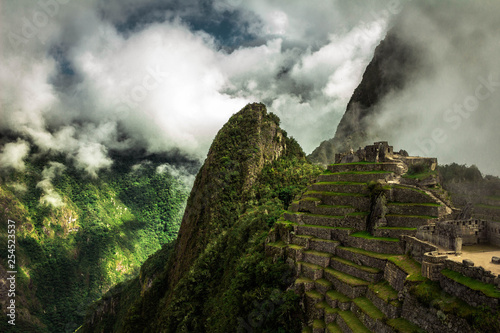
388 256 424 282
353 297 385 319
327 322 342 333
312 319 326 329
326 290 350 303
388 202 440 207
338 311 370 333
387 318 425 333
368 281 400 306
411 280 500 333
330 161 379 166
307 290 324 300
386 214 437 219
350 231 399 242
331 257 380 274
0 156 189 332
324 267 369 286
441 269 500 298
337 246 395 260
315 181 366 185
303 190 367 197
378 227 417 231
476 204 500 210
403 163 437 180
323 170 391 175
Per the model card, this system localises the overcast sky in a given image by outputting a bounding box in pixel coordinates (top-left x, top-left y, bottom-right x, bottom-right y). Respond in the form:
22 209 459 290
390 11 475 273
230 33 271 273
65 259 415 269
1 0 499 176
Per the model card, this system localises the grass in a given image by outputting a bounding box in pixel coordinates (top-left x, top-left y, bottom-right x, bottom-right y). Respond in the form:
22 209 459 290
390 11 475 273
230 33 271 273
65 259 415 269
326 289 350 303
347 211 370 217
337 246 396 260
387 318 425 333
324 267 369 286
392 185 430 196
323 170 392 175
331 256 380 274
326 323 342 333
387 202 440 207
302 327 312 333
353 297 385 319
303 190 368 197
304 250 332 258
313 319 326 329
317 204 353 209
288 244 304 250
386 214 438 219
350 231 399 242
486 195 500 201
301 224 353 231
338 311 371 333
301 196 321 202
296 212 345 219
377 227 417 231
306 290 324 299
368 281 400 306
267 241 287 248
295 276 313 284
311 238 340 244
314 181 366 185
388 256 425 282
441 269 500 298
298 261 324 271
315 278 333 289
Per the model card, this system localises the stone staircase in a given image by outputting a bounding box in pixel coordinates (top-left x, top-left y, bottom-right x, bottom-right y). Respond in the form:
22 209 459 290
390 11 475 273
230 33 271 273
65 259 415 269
267 161 453 333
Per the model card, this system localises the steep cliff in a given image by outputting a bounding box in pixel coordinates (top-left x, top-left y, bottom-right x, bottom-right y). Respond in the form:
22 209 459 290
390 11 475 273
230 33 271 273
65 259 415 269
81 103 323 332
308 29 419 165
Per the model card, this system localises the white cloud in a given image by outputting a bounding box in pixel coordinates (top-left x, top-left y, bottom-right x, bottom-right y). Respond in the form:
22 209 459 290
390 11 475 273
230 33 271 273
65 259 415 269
0 140 30 171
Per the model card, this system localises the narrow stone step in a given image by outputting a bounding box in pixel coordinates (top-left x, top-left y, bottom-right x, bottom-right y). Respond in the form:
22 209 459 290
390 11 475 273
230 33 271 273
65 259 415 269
372 227 417 239
386 318 425 333
286 243 305 261
366 281 401 319
318 171 394 183
385 214 436 228
294 276 315 294
312 319 326 333
327 162 400 174
326 322 343 333
315 278 333 295
304 204 356 217
330 257 383 283
309 182 369 195
304 250 333 267
345 232 404 254
336 310 372 333
323 267 369 299
314 301 338 323
351 297 386 332
295 224 354 241
387 202 441 217
335 246 394 271
292 212 368 230
309 238 340 255
297 261 324 280
291 234 314 247
303 191 371 211
325 289 351 311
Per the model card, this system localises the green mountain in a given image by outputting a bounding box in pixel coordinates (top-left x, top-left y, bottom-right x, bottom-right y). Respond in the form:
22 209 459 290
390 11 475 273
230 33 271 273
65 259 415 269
80 103 323 332
0 152 191 332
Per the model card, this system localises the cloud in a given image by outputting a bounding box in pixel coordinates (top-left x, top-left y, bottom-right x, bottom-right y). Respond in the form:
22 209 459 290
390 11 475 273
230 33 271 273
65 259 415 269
0 140 30 171
157 163 196 189
37 162 66 208
0 0 395 176
365 1 500 176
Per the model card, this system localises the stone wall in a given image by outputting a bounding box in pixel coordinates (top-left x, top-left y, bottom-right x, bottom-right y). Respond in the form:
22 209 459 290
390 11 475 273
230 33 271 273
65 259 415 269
401 236 438 262
401 293 475 333
389 186 434 204
444 259 500 286
344 236 404 255
487 221 500 247
439 273 499 309
383 261 408 291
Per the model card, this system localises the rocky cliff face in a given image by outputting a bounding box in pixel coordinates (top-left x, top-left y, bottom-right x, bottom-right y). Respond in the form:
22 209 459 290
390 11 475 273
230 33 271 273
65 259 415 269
308 29 419 165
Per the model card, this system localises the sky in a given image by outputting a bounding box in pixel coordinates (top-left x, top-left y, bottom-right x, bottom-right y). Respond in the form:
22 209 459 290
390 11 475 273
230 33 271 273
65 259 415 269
0 0 499 177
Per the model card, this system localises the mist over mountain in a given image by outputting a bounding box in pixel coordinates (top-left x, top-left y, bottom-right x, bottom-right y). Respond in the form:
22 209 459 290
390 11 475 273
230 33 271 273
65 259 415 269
310 1 500 176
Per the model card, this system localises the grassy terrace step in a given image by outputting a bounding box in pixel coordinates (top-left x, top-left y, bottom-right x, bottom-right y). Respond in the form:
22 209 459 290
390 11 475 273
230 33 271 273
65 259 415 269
326 289 351 303
296 276 314 284
336 246 395 260
387 318 425 333
299 261 324 271
441 269 500 298
302 327 312 333
266 240 287 248
388 202 440 207
388 256 424 282
350 231 399 242
314 181 367 185
353 297 385 320
326 322 342 333
331 257 381 274
323 170 392 175
324 267 369 287
304 190 368 197
368 281 400 307
386 214 438 219
337 311 371 333
306 289 324 300
313 319 326 330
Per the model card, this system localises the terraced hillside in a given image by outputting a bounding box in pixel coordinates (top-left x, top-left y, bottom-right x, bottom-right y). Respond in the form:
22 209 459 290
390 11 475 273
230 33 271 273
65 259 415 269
266 161 500 332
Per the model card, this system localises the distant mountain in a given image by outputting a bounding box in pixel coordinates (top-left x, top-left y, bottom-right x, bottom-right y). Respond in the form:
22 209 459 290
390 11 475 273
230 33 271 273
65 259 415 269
308 29 419 165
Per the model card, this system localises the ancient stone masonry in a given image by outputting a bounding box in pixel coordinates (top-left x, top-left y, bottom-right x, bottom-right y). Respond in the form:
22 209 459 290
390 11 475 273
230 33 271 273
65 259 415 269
266 142 500 333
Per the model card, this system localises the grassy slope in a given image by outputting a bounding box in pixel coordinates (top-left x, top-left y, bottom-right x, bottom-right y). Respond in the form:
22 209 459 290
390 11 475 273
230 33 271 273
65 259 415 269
0 156 189 332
